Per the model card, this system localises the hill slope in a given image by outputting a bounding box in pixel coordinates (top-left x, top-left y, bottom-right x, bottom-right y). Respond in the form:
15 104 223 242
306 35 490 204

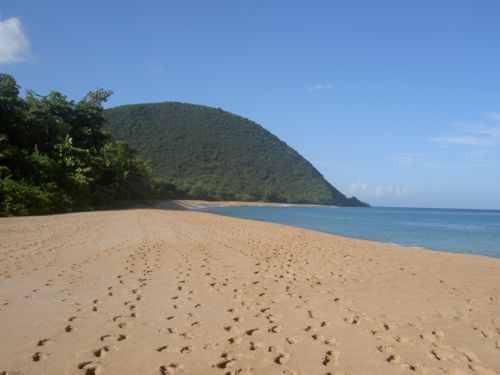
104 102 368 206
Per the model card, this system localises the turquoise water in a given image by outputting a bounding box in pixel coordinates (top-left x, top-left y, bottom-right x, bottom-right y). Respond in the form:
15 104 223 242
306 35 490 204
201 206 500 258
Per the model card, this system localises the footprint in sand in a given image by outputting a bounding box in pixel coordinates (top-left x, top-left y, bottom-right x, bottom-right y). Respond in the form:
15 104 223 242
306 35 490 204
32 351 48 361
386 354 401 364
93 346 110 358
269 324 282 333
117 334 127 341
312 333 325 342
249 342 263 351
215 356 235 369
180 345 193 353
275 352 290 364
324 337 336 346
245 328 260 336
229 336 243 345
77 356 103 374
322 350 338 366
37 338 50 346
344 315 361 325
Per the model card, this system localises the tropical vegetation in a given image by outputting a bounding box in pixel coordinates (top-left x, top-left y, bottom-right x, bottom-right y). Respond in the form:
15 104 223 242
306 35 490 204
0 74 176 216
0 74 366 216
104 102 367 206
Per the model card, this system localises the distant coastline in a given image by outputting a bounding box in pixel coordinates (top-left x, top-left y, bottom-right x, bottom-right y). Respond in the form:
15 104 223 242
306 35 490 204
196 203 500 259
155 200 329 210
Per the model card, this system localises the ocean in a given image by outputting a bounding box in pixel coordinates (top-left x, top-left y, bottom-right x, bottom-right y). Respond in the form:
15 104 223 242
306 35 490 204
200 205 500 258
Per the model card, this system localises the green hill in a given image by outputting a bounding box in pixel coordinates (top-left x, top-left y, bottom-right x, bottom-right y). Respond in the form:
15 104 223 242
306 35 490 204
104 102 368 206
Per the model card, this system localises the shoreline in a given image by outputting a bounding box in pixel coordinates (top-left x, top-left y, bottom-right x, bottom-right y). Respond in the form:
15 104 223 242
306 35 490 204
1 208 499 374
156 199 329 210
168 200 499 261
200 207 498 261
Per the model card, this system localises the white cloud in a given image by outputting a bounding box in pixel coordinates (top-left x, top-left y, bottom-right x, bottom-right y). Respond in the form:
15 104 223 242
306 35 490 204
471 125 500 138
349 180 368 196
392 153 447 169
419 162 447 169
430 136 493 147
392 155 415 165
484 112 500 122
306 83 335 92
349 180 407 198
0 17 30 64
466 148 491 161
430 114 500 151
395 114 500 168
373 185 408 197
392 152 427 166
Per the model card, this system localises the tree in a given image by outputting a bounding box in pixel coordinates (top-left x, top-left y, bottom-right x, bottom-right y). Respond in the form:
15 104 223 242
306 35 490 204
0 74 174 216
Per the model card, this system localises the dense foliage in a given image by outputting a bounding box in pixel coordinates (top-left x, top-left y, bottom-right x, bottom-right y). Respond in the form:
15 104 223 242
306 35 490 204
105 102 367 206
0 74 176 216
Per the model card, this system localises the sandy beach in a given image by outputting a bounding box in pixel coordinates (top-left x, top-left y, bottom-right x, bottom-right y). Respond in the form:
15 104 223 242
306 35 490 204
1 206 499 375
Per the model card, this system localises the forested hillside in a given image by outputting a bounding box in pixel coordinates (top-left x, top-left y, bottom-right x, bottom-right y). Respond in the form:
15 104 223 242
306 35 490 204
0 75 176 216
105 102 367 206
0 74 367 216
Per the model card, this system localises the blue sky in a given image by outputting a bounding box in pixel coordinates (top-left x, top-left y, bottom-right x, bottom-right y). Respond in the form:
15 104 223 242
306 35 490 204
1 1 499 208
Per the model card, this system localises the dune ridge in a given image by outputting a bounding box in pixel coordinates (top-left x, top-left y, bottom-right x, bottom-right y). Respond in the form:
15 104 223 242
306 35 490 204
1 208 499 374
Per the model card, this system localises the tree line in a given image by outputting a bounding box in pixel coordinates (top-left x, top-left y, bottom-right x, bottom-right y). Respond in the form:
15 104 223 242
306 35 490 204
104 102 355 205
0 74 178 216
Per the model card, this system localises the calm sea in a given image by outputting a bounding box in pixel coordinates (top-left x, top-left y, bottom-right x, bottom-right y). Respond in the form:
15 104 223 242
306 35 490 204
200 206 500 258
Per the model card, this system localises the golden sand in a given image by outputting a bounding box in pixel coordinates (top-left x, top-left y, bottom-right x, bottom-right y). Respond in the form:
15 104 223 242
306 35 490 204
1 207 499 374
